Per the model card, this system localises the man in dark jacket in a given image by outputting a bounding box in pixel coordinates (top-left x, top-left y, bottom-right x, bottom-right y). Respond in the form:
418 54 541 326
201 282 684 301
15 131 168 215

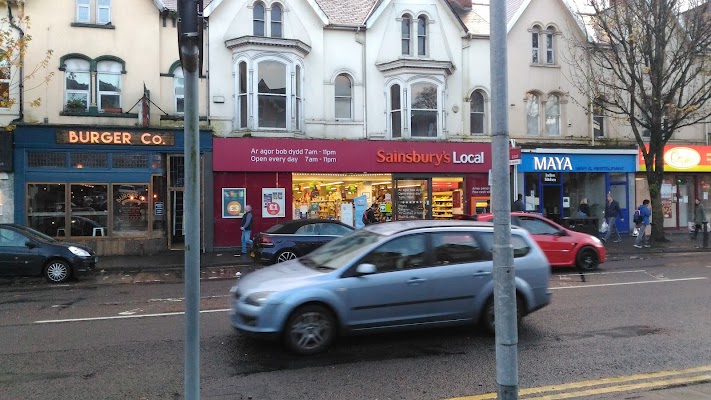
240 205 253 254
512 194 525 212
603 193 622 243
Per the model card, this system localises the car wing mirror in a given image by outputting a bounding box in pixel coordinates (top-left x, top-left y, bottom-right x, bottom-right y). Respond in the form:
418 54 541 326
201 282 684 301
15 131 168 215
355 263 377 275
25 241 37 249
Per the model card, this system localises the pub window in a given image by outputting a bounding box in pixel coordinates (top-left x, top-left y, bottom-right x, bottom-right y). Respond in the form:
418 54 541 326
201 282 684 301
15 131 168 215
64 58 91 112
72 153 108 169
27 184 67 237
111 153 149 169
28 152 67 168
71 184 109 237
97 60 122 112
112 183 149 237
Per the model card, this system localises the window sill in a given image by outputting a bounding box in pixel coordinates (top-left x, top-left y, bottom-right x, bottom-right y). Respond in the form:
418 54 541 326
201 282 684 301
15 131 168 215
530 63 561 69
61 110 138 118
160 115 208 121
71 22 115 29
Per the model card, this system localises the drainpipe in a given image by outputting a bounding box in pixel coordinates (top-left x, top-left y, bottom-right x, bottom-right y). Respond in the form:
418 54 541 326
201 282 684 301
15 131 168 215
356 27 367 139
8 2 24 125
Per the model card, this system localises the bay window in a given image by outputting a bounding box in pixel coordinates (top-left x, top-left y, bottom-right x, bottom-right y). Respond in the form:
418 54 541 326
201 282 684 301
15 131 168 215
388 80 442 139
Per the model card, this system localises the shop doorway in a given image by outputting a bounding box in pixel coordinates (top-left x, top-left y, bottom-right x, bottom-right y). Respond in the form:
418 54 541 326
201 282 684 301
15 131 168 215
542 184 562 223
609 180 629 234
676 176 693 230
167 155 204 250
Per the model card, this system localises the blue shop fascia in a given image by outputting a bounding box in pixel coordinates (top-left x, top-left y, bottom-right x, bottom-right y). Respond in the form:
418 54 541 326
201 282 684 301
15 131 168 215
515 146 638 234
12 124 214 256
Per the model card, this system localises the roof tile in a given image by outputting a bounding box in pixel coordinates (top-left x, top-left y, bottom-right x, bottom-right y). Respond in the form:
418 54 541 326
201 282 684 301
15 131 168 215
315 0 381 26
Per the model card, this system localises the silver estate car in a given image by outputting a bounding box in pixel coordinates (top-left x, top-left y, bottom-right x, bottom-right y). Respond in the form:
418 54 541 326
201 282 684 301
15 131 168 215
229 220 551 355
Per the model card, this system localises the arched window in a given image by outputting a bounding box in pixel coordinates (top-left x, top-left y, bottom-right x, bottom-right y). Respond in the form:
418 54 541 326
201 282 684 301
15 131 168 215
401 15 411 55
470 91 485 135
64 59 91 111
411 82 437 137
97 60 122 112
526 92 540 135
531 25 541 64
545 26 555 64
390 84 402 138
257 61 287 128
334 74 352 119
417 15 427 56
271 4 283 38
545 94 560 135
237 61 248 128
174 66 184 114
253 2 265 37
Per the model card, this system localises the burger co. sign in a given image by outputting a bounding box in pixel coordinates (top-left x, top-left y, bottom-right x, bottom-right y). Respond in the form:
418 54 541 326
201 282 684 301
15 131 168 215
56 130 175 146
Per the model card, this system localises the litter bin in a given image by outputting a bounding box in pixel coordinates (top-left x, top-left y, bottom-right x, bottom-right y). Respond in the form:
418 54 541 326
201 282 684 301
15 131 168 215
561 217 599 236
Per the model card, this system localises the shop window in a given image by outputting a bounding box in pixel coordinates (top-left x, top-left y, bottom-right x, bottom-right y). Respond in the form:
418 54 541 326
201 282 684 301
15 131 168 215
470 90 485 135
335 73 352 119
271 4 283 38
401 14 412 55
112 153 148 169
28 152 67 168
112 184 149 237
253 2 265 36
75 0 111 25
0 60 9 108
593 97 605 138
417 15 427 56
431 232 486 265
410 82 438 137
27 184 67 237
257 61 287 129
390 84 402 138
72 153 108 169
71 184 108 236
360 234 428 273
545 94 560 135
174 66 184 114
97 60 122 112
526 92 541 135
65 59 91 112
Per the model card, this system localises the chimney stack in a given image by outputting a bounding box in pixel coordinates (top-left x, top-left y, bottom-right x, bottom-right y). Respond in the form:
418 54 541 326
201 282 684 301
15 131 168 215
450 0 472 10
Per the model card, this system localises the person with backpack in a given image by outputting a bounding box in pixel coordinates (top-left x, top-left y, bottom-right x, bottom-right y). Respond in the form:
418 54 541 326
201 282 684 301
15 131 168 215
362 203 378 226
633 200 652 248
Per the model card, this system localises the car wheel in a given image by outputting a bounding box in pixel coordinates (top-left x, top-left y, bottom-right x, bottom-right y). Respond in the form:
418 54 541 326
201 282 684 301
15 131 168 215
576 247 600 271
283 304 336 355
482 295 524 336
276 250 298 263
45 259 71 283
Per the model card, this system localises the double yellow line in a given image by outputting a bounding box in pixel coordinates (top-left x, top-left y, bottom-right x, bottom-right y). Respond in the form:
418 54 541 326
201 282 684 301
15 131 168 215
448 365 711 399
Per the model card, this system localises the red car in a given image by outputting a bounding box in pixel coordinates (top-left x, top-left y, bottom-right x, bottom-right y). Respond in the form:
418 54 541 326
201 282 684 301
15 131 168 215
467 213 606 271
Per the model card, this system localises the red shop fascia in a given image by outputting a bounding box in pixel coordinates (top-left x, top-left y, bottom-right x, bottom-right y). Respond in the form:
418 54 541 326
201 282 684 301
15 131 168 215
213 137 515 247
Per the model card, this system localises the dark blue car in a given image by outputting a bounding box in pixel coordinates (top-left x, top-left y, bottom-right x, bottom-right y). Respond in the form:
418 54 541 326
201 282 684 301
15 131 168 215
250 219 355 265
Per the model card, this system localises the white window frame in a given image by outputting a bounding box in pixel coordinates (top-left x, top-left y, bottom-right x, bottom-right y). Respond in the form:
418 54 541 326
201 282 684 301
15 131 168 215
174 66 184 115
545 27 555 64
401 15 412 56
271 4 283 38
387 78 443 139
0 60 10 108
389 83 403 138
237 61 249 129
96 61 122 112
295 64 303 131
253 2 266 37
76 0 90 23
97 0 111 24
470 90 486 135
526 92 541 135
545 94 561 136
64 59 91 111
334 73 353 119
417 15 427 56
593 97 605 138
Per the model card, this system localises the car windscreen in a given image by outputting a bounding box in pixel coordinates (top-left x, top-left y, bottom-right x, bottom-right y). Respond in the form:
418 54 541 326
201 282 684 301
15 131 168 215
300 230 383 271
13 226 57 242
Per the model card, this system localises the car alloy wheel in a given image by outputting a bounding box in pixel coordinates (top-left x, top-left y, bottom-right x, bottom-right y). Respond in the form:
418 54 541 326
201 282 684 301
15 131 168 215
45 260 71 283
576 247 599 271
284 305 336 355
482 295 524 335
276 250 298 263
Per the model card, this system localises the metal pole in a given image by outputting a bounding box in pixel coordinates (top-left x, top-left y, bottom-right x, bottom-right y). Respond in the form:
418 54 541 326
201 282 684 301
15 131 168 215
490 1 518 399
178 1 201 399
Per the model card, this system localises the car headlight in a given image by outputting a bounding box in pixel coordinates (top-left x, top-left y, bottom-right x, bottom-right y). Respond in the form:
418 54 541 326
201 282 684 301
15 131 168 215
245 291 276 306
68 246 91 257
590 236 602 245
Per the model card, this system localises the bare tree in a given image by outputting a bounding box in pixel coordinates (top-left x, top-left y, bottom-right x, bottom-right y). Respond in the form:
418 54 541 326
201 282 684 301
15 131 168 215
565 0 711 241
1 2 54 128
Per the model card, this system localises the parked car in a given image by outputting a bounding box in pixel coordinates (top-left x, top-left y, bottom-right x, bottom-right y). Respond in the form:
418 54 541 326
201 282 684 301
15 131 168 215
467 212 606 271
250 219 355 265
0 223 97 283
231 220 551 355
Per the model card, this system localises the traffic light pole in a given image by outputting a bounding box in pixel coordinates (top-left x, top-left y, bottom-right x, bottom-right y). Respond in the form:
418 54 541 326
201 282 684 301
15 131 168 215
490 0 519 399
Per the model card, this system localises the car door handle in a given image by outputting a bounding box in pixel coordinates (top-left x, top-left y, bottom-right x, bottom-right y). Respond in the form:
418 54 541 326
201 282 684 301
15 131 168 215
407 278 426 285
473 271 492 277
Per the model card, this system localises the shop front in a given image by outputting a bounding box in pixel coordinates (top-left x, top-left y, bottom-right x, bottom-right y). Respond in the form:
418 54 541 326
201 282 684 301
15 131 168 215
212 138 505 248
637 145 711 231
12 124 213 255
517 148 638 234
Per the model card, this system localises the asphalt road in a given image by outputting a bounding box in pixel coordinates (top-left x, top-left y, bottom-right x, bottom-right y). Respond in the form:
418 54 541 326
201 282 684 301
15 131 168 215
1 253 710 400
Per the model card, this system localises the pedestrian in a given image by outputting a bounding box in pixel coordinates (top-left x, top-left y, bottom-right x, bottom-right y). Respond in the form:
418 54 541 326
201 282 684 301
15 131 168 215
513 194 525 212
577 198 590 217
603 192 623 243
363 203 378 225
240 204 253 254
691 198 707 240
633 199 652 248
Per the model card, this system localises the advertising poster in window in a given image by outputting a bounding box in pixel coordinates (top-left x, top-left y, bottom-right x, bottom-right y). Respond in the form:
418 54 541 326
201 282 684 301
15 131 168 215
262 188 286 218
661 182 673 219
222 188 246 219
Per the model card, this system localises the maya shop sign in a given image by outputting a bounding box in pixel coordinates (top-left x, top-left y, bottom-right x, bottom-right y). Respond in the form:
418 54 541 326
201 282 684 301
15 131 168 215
639 145 711 172
213 137 521 173
56 130 175 146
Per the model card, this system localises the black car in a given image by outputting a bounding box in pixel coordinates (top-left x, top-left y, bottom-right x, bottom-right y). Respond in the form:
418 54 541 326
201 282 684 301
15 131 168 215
250 219 355 265
0 223 97 283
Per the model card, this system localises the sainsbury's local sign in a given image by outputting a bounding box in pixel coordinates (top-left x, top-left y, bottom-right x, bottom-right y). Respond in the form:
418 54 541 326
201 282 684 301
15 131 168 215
520 153 637 173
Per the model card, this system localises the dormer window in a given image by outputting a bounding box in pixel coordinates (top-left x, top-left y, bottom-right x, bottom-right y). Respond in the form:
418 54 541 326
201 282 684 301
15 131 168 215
271 4 283 38
253 2 265 37
401 15 412 55
417 15 427 56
